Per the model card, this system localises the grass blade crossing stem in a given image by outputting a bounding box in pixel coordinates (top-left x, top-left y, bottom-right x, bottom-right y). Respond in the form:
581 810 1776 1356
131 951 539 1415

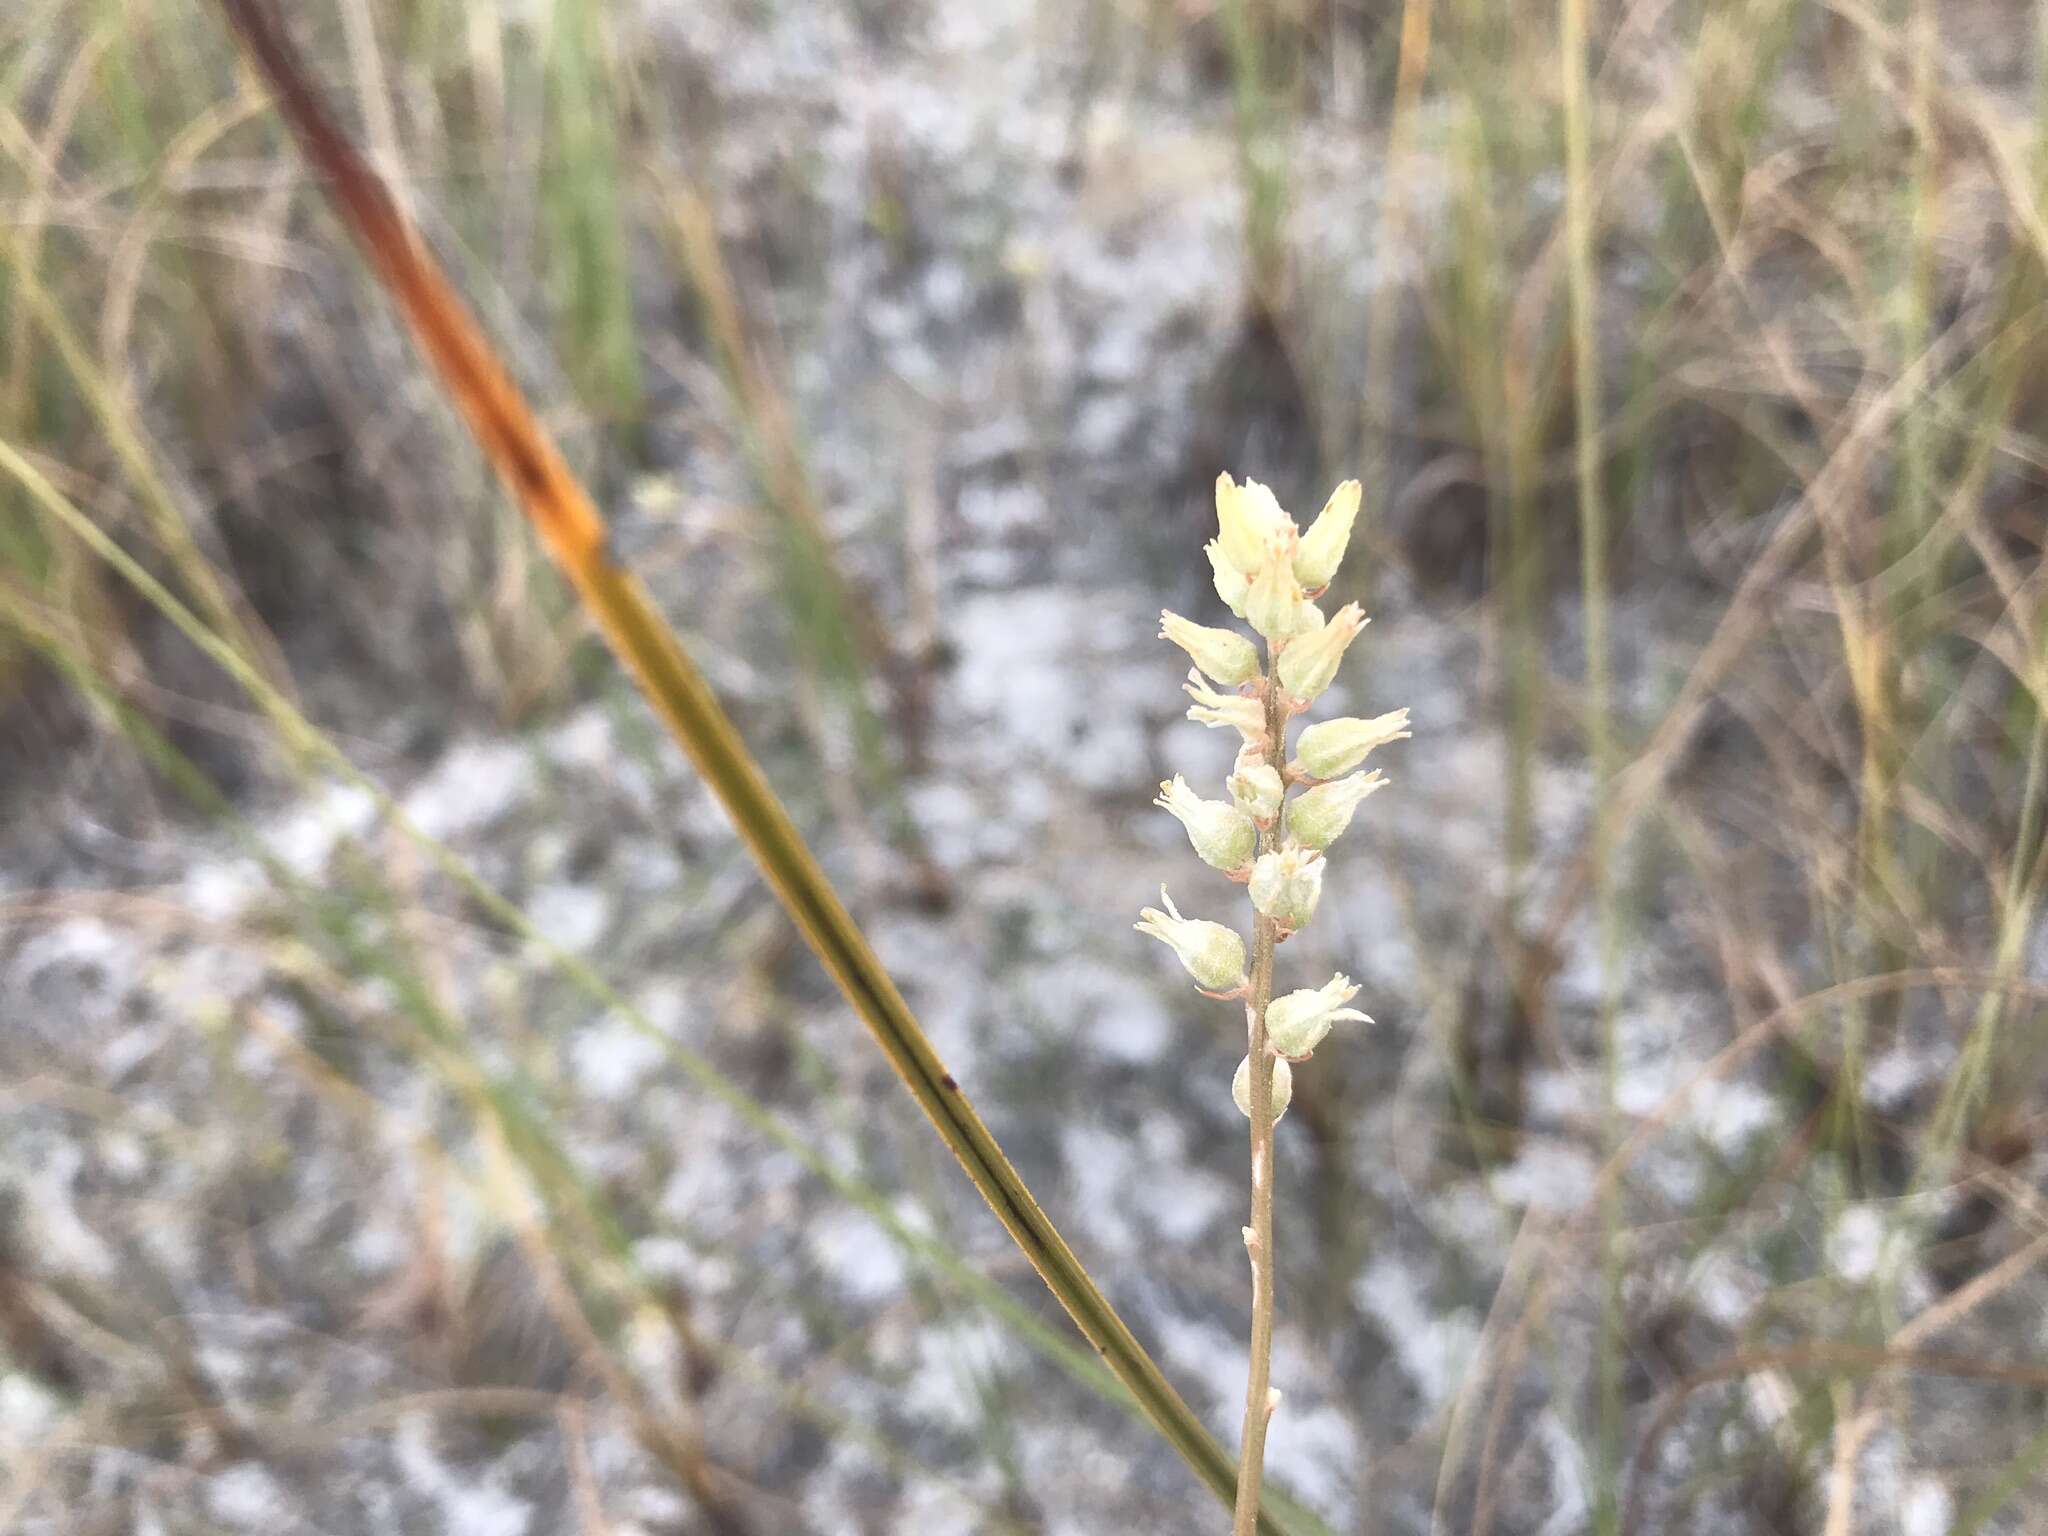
208 3 1300 1527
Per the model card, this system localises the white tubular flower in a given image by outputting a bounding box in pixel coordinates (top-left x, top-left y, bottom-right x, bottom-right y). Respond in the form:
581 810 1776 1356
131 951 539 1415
1135 888 1249 993
1292 709 1412 780
1215 473 1295 576
1293 479 1362 591
1232 1053 1294 1121
1160 610 1261 687
1287 770 1387 850
1248 843 1324 930
1206 540 1251 619
1275 602 1367 704
1183 671 1268 747
1265 974 1372 1059
1227 759 1285 822
1245 554 1310 642
1156 774 1257 872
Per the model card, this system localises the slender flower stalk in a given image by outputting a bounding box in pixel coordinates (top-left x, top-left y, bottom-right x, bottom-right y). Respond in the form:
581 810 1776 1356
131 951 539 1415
1137 472 1407 1536
1233 676 1286 1536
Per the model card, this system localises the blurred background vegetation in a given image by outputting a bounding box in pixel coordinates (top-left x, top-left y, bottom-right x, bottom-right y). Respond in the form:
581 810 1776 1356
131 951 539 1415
5 1 2048 1532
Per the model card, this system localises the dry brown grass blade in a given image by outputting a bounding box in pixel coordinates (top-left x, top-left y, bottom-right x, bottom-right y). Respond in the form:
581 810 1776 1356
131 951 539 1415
214 2 607 574
208 2 1295 1527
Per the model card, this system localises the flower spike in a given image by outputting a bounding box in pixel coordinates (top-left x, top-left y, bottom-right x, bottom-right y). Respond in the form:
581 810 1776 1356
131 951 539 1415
1139 469 1409 1536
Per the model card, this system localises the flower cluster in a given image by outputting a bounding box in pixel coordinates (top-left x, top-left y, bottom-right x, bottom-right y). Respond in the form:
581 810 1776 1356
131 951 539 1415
1136 473 1410 1119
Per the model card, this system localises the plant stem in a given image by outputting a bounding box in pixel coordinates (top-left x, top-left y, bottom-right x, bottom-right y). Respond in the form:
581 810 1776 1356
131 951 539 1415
1233 912 1280 1536
1233 674 1290 1536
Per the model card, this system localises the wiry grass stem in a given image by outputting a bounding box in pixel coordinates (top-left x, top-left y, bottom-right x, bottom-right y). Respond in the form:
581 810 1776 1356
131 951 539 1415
1558 0 1618 1523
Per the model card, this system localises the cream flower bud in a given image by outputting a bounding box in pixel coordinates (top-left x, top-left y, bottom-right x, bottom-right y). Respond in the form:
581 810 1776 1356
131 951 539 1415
1205 540 1251 619
1245 554 1309 642
1135 888 1248 993
1232 1053 1293 1121
1227 760 1285 822
1292 709 1412 780
1160 610 1260 687
1248 843 1324 929
1265 974 1372 1059
1293 479 1362 591
1156 774 1256 872
1183 671 1268 747
1287 770 1387 850
1275 602 1367 703
1215 473 1295 576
